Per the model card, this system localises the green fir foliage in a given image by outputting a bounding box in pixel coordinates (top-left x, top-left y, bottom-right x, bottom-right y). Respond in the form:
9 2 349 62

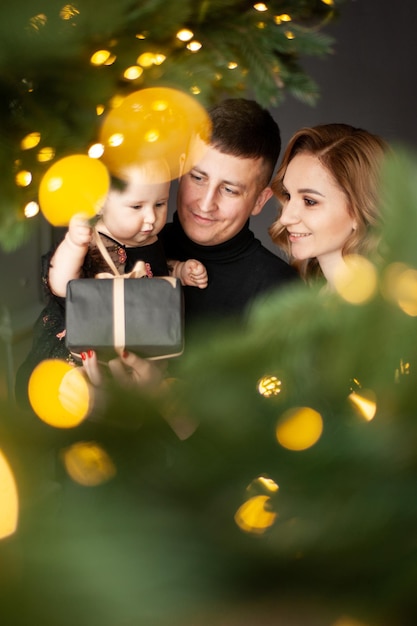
0 0 343 249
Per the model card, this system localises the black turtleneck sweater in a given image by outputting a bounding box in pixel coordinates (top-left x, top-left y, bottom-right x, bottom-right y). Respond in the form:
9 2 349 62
160 212 298 328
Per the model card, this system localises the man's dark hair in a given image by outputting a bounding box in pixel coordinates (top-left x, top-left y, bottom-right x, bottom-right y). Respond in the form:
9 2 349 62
208 98 281 185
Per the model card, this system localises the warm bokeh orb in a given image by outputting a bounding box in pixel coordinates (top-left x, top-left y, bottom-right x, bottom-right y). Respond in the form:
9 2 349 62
38 154 110 226
234 495 277 534
99 87 211 182
62 441 116 486
276 406 323 451
0 451 19 539
28 359 91 428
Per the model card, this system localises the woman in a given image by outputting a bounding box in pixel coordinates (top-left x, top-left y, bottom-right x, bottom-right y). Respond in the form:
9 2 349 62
269 123 387 287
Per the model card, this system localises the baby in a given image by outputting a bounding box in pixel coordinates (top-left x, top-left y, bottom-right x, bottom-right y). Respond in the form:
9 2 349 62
49 161 207 295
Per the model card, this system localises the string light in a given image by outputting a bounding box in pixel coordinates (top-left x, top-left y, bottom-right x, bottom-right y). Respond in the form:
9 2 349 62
37 147 55 162
257 375 282 398
176 28 194 42
88 143 104 158
186 41 202 52
123 65 144 80
274 14 292 24
90 50 112 66
15 170 32 187
20 132 41 150
24 201 39 218
59 4 80 20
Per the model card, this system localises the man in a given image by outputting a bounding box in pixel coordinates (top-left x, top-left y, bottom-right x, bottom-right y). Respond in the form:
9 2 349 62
160 98 298 331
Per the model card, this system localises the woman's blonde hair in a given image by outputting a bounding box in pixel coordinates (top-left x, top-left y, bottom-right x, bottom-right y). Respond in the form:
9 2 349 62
269 123 387 281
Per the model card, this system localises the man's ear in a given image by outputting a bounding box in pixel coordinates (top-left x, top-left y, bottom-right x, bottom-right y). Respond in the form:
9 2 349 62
178 153 186 178
251 186 274 216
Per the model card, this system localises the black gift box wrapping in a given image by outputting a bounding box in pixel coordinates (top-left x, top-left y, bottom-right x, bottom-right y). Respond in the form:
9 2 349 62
65 276 184 360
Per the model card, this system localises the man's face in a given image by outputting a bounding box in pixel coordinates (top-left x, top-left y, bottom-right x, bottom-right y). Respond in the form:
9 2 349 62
177 145 272 246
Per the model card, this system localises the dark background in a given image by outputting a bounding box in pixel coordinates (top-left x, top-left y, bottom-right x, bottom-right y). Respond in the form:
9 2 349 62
2 0 417 396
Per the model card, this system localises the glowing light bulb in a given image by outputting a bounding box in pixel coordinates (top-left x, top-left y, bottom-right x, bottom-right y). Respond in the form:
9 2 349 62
123 65 144 80
177 28 194 42
257 375 282 397
90 50 112 66
24 201 39 218
88 143 104 158
37 147 55 162
274 13 292 24
187 41 202 52
21 132 41 150
15 170 32 187
235 495 277 534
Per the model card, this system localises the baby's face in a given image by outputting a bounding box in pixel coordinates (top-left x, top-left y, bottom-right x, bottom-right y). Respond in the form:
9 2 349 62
101 171 170 246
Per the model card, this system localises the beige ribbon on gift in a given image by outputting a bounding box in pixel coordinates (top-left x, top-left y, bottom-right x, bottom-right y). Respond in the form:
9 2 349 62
93 228 148 355
92 228 176 357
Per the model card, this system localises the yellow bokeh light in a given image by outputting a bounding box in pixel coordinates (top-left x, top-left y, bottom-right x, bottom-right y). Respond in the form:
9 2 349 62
321 0 334 6
235 495 277 534
154 54 166 65
37 147 55 162
39 154 110 225
274 13 292 24
333 255 378 305
257 375 282 397
88 143 104 158
249 475 279 494
60 4 80 20
348 389 377 422
28 359 92 428
99 87 211 182
123 65 144 80
21 132 41 150
62 441 116 486
190 86 201 95
108 133 124 147
90 50 112 66
285 30 295 39
177 28 194 42
15 170 32 187
276 406 323 451
24 201 39 218
386 265 417 316
29 14 47 31
254 3 268 11
137 52 156 67
187 41 202 52
0 450 19 539
144 129 160 143
227 62 238 69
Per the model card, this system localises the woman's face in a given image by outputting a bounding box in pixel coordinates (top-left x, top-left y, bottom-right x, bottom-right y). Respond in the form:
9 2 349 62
279 153 357 275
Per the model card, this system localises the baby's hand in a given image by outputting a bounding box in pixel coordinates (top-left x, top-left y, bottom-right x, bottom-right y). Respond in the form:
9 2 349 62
181 259 208 289
68 213 93 248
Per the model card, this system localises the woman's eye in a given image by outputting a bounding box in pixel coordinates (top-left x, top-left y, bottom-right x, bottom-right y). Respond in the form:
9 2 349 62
304 198 316 207
190 172 204 183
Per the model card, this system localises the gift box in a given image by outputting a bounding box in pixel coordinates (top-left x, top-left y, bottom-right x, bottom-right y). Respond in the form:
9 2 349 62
65 276 184 360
